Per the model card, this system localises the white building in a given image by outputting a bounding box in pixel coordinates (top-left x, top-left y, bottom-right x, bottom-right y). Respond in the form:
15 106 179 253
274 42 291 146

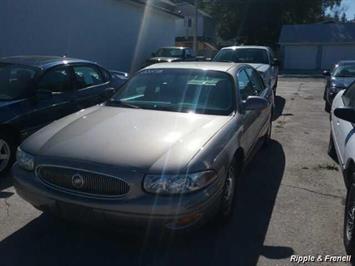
175 2 216 42
0 0 181 72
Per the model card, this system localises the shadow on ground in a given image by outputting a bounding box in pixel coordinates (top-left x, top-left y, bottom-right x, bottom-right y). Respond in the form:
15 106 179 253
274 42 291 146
273 96 286 121
0 173 13 192
0 140 292 266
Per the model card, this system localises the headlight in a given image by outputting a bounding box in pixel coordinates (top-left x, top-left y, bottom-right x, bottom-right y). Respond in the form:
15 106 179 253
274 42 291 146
330 83 345 93
143 170 217 194
16 148 34 171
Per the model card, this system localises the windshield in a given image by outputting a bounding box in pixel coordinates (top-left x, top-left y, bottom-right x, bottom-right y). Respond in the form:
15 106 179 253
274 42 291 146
333 65 355 77
0 63 38 100
108 69 235 115
214 48 269 64
155 48 184 58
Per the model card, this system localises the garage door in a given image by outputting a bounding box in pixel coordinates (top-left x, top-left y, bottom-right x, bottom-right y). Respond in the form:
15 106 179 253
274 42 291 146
284 46 318 70
321 45 355 70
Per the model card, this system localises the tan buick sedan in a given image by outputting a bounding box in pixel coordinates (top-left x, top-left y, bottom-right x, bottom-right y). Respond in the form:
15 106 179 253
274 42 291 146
13 62 274 231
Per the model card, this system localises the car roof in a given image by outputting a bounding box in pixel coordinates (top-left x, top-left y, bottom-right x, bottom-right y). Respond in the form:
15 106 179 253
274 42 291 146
221 46 270 51
143 62 243 72
0 55 95 70
159 46 189 50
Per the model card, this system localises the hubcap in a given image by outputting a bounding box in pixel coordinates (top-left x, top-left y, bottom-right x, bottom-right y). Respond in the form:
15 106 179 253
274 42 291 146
0 139 11 172
222 166 235 213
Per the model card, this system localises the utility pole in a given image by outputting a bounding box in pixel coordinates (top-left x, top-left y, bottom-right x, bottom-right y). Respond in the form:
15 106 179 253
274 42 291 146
193 0 198 55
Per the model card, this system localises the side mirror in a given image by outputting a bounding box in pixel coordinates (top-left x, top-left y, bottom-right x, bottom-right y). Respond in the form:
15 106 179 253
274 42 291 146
322 70 331 76
334 107 355 123
151 52 156 57
272 58 279 66
244 96 268 111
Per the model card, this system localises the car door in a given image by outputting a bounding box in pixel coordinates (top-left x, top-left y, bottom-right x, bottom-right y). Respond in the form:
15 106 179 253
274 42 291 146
333 83 355 166
184 48 195 61
245 66 273 135
236 68 262 156
20 65 76 135
71 64 115 110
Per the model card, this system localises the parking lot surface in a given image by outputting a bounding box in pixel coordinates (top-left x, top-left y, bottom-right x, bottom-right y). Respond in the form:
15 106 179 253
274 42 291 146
0 78 349 266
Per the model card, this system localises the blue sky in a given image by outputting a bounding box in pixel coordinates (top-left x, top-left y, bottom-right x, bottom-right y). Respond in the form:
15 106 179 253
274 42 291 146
341 0 355 19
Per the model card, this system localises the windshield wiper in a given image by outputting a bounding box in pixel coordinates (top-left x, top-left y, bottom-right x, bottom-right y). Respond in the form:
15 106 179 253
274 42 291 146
107 99 141 109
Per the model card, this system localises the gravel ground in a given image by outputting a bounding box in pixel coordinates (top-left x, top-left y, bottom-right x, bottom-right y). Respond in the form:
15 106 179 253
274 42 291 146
0 78 350 266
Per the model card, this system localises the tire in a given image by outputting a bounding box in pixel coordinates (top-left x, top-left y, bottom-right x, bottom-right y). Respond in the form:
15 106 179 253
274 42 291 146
0 132 16 176
328 132 337 161
325 101 331 113
344 175 355 255
218 158 242 222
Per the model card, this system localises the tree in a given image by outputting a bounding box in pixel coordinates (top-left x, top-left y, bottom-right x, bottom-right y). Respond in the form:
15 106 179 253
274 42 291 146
199 0 342 46
341 12 347 23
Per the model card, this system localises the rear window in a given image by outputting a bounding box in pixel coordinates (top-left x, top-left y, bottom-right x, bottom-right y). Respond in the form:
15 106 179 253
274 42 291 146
214 48 270 64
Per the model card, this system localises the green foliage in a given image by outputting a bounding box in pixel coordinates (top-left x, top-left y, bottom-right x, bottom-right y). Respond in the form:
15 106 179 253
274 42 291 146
199 0 342 46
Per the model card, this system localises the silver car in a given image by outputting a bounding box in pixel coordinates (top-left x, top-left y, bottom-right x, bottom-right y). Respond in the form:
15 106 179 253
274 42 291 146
213 46 279 93
329 81 355 254
13 62 274 231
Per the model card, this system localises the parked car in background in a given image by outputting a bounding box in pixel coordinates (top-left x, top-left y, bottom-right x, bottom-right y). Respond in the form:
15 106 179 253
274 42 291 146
328 81 355 255
13 62 273 231
0 56 127 176
145 47 195 66
213 46 279 93
323 61 355 112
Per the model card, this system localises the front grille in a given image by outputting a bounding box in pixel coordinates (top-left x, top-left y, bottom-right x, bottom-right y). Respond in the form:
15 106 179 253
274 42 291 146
36 166 129 197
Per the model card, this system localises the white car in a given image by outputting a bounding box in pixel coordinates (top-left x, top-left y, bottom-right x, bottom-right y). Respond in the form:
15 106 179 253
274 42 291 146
329 81 355 255
213 46 279 93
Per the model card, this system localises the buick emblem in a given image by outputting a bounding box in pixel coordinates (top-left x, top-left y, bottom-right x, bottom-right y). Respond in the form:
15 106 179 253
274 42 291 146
71 174 84 189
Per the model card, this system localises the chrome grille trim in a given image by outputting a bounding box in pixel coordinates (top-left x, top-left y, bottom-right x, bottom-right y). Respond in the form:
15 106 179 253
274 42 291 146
35 164 130 199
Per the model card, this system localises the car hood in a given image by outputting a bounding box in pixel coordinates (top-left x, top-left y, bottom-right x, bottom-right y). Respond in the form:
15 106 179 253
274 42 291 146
23 106 231 173
331 77 355 88
248 63 270 73
148 57 181 63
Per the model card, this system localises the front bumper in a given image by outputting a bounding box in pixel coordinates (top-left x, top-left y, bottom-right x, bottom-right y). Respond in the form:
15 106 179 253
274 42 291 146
13 164 223 231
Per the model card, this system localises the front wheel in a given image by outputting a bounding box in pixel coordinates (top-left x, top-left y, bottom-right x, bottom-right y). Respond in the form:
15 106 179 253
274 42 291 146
218 159 242 222
344 176 355 255
0 133 16 176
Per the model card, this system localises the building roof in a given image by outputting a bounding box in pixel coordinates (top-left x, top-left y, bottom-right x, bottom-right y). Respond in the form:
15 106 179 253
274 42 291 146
0 55 94 69
279 23 355 44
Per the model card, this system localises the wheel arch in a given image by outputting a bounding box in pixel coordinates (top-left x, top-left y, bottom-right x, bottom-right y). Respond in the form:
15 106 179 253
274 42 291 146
0 124 21 145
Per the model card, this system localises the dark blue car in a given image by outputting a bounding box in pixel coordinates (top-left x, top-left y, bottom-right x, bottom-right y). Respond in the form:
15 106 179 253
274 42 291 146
0 56 127 175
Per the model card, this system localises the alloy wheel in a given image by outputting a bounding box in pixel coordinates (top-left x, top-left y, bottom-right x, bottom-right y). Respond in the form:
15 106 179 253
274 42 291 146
222 165 236 216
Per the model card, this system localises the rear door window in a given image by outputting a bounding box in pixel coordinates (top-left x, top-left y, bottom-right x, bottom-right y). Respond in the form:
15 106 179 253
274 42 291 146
237 69 256 101
246 68 265 95
73 65 104 89
38 67 73 93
